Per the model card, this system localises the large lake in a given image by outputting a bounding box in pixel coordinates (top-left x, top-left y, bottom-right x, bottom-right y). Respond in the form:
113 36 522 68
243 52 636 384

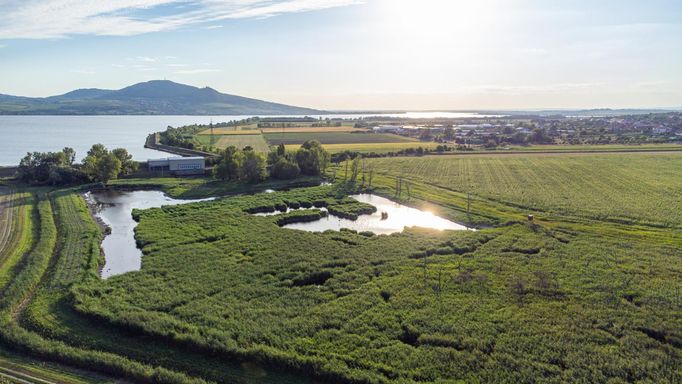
0 112 497 165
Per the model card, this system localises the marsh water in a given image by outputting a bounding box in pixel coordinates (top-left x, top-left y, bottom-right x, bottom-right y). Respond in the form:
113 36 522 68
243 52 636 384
87 190 213 278
86 189 467 382
91 190 468 278
281 194 470 234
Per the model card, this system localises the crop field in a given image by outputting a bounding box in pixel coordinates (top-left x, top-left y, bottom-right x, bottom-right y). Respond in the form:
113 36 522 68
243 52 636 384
197 129 260 135
198 127 365 135
203 134 270 152
324 142 441 153
0 151 680 384
502 143 682 152
364 152 682 227
0 188 34 292
259 126 366 133
264 132 418 145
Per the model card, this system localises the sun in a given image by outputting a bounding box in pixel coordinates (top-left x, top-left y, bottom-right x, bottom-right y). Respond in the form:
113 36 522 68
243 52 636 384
376 0 495 48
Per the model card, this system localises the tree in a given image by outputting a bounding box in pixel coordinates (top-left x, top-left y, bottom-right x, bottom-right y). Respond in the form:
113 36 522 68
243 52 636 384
296 140 330 176
87 143 108 159
213 146 243 181
83 144 122 183
112 148 138 175
96 153 122 183
271 157 300 179
17 148 85 185
349 155 361 183
240 150 267 183
61 147 76 166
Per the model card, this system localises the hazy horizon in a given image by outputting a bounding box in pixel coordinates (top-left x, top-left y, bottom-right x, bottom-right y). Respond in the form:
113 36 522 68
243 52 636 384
1 0 681 110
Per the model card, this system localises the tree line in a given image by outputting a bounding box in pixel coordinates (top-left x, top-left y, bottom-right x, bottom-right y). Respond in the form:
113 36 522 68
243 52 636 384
213 140 330 183
17 144 138 185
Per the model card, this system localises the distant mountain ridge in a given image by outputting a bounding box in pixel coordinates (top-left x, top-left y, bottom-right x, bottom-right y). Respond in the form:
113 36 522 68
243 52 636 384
0 80 321 115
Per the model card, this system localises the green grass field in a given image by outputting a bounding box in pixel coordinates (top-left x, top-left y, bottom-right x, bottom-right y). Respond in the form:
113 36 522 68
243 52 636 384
264 132 417 145
501 143 682 152
324 142 440 153
362 153 682 227
195 133 270 152
0 151 680 383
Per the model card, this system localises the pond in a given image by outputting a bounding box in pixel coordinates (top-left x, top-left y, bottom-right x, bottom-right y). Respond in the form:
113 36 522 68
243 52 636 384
88 190 469 279
280 194 471 234
86 190 213 278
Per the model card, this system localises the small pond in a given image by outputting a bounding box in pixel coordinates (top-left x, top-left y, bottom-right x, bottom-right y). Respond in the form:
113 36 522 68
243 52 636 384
279 194 471 234
86 190 213 278
88 190 470 279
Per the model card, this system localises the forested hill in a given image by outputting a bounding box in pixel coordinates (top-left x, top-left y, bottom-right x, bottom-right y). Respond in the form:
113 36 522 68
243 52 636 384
0 80 322 115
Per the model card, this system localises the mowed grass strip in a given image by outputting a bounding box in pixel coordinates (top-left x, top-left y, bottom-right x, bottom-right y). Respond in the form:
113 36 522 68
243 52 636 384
366 152 682 227
264 132 418 145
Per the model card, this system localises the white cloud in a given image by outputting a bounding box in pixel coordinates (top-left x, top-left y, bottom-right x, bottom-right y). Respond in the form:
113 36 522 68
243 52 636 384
0 44 6 48
0 0 362 39
135 56 157 62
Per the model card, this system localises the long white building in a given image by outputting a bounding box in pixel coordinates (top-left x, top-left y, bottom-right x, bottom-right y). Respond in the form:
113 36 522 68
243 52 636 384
148 156 205 175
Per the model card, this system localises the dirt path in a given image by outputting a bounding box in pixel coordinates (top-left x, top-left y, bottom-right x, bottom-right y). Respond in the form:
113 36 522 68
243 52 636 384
0 365 58 384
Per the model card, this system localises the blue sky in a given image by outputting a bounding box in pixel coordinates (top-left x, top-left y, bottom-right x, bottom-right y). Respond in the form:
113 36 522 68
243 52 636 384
0 0 681 110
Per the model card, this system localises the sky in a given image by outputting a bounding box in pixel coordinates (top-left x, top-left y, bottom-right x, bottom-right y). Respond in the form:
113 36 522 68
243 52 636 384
0 0 681 110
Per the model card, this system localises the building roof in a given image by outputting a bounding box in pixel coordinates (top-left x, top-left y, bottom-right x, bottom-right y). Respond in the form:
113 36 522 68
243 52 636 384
148 156 205 162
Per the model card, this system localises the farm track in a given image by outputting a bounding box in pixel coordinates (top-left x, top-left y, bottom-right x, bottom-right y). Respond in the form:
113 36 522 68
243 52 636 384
0 365 58 384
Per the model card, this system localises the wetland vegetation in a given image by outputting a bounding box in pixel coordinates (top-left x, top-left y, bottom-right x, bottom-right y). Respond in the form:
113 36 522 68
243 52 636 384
0 149 680 383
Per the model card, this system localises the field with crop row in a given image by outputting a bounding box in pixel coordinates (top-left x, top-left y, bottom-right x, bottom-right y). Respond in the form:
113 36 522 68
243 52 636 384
46 191 102 289
198 126 365 135
264 132 417 145
0 189 34 293
503 143 682 152
197 134 270 152
0 191 209 384
365 153 682 227
324 142 440 153
259 126 366 133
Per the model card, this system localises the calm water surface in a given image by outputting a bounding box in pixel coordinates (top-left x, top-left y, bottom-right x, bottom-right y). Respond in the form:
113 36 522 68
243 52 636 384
0 113 497 165
280 194 471 234
87 190 213 278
